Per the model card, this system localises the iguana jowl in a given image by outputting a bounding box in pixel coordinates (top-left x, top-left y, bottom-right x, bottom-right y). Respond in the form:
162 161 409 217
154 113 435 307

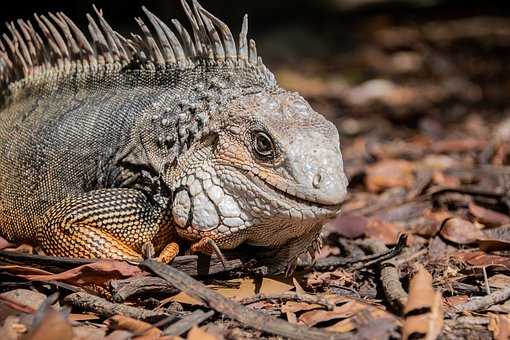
0 1 348 272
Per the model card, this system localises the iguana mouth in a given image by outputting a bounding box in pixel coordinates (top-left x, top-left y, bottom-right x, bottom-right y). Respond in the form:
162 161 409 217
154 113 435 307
240 168 343 215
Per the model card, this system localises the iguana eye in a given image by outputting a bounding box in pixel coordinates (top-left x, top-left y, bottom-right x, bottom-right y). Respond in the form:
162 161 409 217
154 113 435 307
252 131 275 160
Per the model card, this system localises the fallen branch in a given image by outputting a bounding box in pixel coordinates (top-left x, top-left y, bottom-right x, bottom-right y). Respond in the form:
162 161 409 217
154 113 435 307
361 239 408 313
380 262 408 312
163 310 215 336
311 234 407 271
140 259 350 340
452 286 510 315
110 276 179 302
239 292 335 311
63 291 177 322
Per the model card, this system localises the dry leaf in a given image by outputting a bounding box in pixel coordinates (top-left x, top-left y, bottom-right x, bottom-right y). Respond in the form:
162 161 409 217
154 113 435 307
214 277 293 300
0 289 48 311
479 225 510 252
443 295 469 310
164 292 205 306
365 159 415 193
455 251 510 269
281 301 323 314
488 274 510 289
402 264 443 340
469 202 510 227
25 308 73 340
68 313 100 322
299 298 390 328
365 218 402 245
0 265 53 276
165 277 293 307
326 214 368 239
489 313 510 340
187 326 220 340
108 315 161 340
439 217 485 245
0 316 27 340
18 260 144 286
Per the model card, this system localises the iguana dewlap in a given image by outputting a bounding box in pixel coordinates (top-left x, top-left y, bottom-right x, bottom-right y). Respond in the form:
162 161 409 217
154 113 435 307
0 1 348 272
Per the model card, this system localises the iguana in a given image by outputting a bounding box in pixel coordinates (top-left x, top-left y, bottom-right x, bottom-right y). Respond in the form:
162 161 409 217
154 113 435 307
0 1 348 273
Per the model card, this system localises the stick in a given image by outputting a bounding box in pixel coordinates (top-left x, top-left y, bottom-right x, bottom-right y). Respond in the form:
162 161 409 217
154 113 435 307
239 292 335 311
362 239 408 313
110 276 179 302
140 259 351 340
311 234 407 271
452 286 510 314
63 291 177 322
163 310 215 336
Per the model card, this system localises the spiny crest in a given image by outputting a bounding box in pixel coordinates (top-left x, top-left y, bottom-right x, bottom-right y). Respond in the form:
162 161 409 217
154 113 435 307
0 0 274 90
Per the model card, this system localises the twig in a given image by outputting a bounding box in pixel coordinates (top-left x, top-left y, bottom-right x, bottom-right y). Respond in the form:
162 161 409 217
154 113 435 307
362 239 408 313
110 276 179 302
380 262 408 312
312 234 407 271
482 266 491 295
63 291 176 322
140 259 351 340
239 292 335 311
163 310 215 336
452 286 510 314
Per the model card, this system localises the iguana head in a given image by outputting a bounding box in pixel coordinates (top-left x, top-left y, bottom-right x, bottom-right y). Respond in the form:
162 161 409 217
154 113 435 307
170 89 347 257
152 2 349 261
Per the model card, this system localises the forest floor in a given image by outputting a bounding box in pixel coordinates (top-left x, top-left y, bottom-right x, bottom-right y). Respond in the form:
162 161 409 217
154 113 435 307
2 5 510 340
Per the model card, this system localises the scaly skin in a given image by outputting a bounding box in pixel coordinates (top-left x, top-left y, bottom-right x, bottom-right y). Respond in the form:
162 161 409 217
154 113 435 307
0 1 348 272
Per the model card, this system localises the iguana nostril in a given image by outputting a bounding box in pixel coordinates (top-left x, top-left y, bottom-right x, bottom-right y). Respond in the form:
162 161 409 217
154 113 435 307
312 173 322 189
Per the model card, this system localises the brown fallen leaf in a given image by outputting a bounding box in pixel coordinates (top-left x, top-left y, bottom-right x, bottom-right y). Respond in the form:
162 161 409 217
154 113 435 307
68 313 100 322
0 289 49 312
365 218 402 245
439 217 485 245
17 260 144 286
214 277 293 300
0 265 53 276
187 326 220 340
326 214 368 239
469 202 510 227
107 315 161 340
489 313 510 340
455 251 510 269
402 264 443 340
365 159 415 193
164 276 293 307
0 315 27 340
299 298 391 328
479 225 510 252
488 274 510 289
25 308 73 340
281 301 323 314
443 295 469 311
431 138 487 153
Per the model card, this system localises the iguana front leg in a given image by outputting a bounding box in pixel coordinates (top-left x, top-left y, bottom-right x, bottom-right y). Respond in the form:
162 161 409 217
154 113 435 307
266 225 324 275
36 188 177 262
